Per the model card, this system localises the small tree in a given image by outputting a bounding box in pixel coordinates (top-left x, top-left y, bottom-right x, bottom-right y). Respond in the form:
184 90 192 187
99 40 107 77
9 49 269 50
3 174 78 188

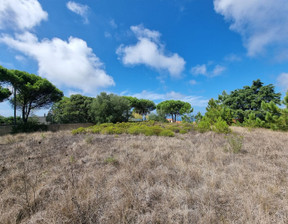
156 100 193 122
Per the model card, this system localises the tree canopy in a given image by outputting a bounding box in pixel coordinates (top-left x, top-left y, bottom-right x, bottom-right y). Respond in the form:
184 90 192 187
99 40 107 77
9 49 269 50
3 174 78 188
156 100 193 122
124 97 156 120
89 92 131 124
47 94 93 124
10 70 63 123
217 79 281 121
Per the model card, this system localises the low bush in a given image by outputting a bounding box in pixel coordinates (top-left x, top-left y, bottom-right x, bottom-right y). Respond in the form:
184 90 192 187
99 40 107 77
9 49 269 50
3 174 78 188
196 118 211 133
71 127 86 135
12 121 48 134
159 130 175 137
212 117 231 134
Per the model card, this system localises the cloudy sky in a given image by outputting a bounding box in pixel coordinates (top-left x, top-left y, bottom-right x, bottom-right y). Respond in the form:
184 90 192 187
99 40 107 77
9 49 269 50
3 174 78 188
1 0 288 116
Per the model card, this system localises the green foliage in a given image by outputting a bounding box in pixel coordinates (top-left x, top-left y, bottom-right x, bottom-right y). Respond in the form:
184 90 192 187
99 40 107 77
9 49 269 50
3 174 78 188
7 69 63 123
218 79 281 122
0 86 11 102
196 117 211 133
212 117 231 134
159 130 175 137
205 99 233 125
243 112 265 128
89 92 131 124
260 101 288 131
125 97 156 120
0 116 21 125
72 121 195 137
47 94 93 124
12 120 48 134
71 127 87 135
148 112 167 122
157 100 193 122
194 112 203 123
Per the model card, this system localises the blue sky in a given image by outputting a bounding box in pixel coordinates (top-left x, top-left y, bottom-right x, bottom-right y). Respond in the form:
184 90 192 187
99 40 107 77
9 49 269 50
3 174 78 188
1 0 288 117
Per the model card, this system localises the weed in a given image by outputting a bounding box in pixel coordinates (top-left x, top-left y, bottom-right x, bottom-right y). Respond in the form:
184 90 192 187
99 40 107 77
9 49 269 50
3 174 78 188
104 157 119 166
226 133 244 153
85 136 93 144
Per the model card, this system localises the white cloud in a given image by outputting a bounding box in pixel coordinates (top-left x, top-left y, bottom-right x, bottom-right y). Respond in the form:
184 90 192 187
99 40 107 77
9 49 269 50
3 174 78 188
117 25 186 78
277 73 288 91
224 54 242 62
212 65 226 76
129 90 208 107
191 64 207 76
214 0 288 57
0 32 115 93
66 1 89 24
191 63 226 77
189 80 197 85
109 19 118 29
0 0 48 31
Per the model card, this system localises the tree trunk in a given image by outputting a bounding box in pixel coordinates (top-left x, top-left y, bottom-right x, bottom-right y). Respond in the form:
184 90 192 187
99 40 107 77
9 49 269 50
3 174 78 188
13 86 16 125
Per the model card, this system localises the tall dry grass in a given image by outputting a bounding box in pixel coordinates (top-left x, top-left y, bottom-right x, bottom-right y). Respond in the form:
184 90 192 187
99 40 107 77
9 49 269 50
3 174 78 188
0 127 288 223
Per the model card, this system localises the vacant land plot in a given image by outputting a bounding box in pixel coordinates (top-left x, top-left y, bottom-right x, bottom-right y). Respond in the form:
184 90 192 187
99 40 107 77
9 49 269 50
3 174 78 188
0 127 288 223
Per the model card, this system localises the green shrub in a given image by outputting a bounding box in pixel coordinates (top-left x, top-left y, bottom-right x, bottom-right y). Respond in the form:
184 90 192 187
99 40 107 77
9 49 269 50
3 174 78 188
159 130 175 137
168 126 181 133
144 128 154 136
12 121 48 134
212 117 231 134
196 118 211 133
127 126 146 135
150 126 164 136
71 127 86 135
90 126 101 134
179 129 188 134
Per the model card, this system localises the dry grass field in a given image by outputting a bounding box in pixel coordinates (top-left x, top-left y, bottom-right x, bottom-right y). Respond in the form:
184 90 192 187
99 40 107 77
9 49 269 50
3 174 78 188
1 127 288 223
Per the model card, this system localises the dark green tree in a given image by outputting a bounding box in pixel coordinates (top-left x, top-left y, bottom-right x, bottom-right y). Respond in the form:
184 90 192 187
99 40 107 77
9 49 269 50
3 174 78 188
156 100 193 122
89 92 131 124
10 71 63 123
47 94 93 123
218 79 281 122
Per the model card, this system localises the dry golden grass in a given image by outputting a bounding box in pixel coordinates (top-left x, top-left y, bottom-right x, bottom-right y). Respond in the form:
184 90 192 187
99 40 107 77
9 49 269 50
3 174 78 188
0 127 288 223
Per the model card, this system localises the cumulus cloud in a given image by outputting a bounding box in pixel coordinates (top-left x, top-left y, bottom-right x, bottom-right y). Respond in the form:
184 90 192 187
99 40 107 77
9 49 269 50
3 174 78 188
0 0 48 31
117 25 186 78
0 32 115 93
129 90 208 107
191 63 226 77
66 1 89 23
277 73 288 91
214 0 288 57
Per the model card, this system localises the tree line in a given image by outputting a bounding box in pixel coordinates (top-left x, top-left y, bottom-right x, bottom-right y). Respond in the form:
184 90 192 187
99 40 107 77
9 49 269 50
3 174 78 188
1 65 288 131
